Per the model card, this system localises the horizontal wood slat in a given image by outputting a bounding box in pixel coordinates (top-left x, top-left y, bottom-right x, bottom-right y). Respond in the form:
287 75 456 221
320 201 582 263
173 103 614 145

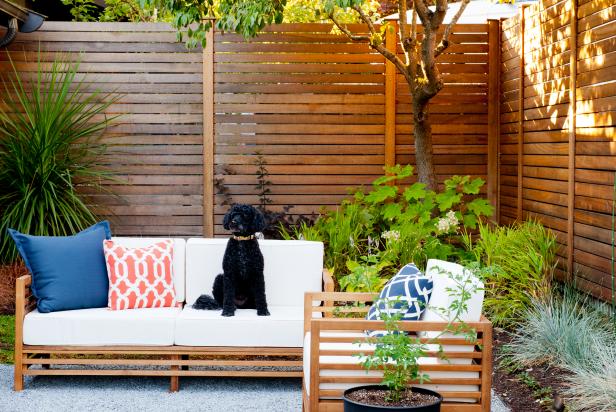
2 21 491 238
1 22 204 237
499 0 616 301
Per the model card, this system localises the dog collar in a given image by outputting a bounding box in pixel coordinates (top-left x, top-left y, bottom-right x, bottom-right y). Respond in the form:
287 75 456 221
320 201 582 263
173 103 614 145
232 234 255 241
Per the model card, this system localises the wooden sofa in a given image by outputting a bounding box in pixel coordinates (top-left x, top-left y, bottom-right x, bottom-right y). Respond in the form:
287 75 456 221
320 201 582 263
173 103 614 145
302 291 493 412
14 237 333 392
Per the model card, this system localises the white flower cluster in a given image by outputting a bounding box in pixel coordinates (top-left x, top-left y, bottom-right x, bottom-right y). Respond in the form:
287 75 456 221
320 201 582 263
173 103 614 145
436 210 459 233
381 230 400 242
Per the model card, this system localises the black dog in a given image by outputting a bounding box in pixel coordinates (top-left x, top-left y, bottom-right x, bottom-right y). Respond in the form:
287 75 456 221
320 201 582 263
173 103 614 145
193 204 270 317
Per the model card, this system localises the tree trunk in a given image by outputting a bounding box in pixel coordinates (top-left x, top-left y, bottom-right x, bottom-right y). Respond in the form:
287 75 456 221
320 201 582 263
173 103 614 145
412 93 437 190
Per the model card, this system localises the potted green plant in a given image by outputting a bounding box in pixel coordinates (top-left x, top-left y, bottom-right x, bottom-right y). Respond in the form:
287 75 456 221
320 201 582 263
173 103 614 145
343 269 479 411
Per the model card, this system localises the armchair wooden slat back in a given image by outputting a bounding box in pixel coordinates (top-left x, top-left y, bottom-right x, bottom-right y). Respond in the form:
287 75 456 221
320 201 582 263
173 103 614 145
302 291 492 412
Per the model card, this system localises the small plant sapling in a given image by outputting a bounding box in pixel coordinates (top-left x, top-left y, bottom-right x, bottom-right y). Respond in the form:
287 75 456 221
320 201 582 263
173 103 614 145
355 267 480 405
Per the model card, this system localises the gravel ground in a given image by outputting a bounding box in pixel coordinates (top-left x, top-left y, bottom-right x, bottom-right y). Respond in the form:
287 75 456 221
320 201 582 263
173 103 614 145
0 365 510 412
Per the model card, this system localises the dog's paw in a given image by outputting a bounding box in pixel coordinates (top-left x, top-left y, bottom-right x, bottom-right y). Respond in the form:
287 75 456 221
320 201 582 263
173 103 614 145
257 309 270 316
221 310 235 317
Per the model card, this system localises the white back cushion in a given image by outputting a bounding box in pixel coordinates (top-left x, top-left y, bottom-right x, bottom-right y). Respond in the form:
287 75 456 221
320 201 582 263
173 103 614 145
420 259 484 361
185 238 323 306
110 237 186 302
423 259 484 324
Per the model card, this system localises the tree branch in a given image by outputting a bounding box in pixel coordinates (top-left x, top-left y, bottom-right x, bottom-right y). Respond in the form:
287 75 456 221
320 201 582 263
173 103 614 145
414 0 431 26
411 5 418 41
353 5 378 36
398 0 409 43
408 6 419 87
328 13 370 42
350 5 410 84
431 0 448 28
435 0 471 57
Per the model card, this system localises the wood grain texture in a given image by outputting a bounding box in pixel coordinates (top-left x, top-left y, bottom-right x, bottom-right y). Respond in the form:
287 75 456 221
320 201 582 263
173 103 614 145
302 292 493 412
203 28 215 237
2 21 492 238
499 0 615 300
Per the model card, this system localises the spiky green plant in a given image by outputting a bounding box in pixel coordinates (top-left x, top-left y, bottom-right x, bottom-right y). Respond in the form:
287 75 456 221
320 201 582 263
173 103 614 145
505 288 616 411
506 287 615 371
563 349 616 412
0 54 120 263
463 220 558 326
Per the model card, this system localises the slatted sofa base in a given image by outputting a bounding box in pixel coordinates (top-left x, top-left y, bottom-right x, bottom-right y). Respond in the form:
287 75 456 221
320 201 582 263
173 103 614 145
15 266 335 393
16 345 303 392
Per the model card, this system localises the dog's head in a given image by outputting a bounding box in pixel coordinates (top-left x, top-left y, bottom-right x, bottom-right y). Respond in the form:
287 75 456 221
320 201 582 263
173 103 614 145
223 204 266 235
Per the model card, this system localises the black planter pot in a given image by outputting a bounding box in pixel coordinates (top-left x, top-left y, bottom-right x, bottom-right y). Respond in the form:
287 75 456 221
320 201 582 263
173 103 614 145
343 385 443 412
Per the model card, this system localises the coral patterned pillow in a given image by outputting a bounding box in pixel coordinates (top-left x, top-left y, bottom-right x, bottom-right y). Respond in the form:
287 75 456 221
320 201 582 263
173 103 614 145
103 239 179 310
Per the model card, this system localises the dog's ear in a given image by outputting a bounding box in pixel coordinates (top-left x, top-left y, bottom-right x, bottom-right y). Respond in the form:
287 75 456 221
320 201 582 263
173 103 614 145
252 207 267 233
223 205 235 230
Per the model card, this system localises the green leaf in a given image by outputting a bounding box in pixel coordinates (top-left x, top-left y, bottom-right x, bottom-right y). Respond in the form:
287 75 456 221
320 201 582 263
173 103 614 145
385 164 413 180
365 185 397 204
403 182 427 201
435 191 462 211
372 174 398 186
466 198 494 217
463 178 485 195
444 175 467 191
463 214 478 229
382 203 402 220
354 190 365 201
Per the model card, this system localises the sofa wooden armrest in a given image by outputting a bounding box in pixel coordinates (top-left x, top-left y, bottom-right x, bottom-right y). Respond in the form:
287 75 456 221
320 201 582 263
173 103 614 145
322 269 334 293
14 274 35 391
302 292 493 412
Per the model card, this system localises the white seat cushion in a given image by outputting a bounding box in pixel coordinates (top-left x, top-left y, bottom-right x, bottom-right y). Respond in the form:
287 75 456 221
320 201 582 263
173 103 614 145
185 238 323 306
23 307 181 346
175 306 304 347
111 237 186 302
302 332 479 403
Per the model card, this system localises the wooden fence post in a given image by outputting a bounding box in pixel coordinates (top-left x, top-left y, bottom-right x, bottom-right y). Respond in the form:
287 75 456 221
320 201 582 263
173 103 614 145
384 23 397 170
488 19 501 222
203 27 215 237
517 6 527 221
567 0 578 278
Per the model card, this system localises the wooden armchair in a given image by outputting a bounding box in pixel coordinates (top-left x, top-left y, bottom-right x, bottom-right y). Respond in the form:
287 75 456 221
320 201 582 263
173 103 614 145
302 292 493 412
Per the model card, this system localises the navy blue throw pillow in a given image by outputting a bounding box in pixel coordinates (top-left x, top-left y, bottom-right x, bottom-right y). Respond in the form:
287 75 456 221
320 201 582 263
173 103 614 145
8 221 112 313
366 263 433 338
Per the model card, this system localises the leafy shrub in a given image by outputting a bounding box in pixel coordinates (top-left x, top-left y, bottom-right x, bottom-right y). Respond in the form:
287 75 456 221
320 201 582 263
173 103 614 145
462 220 557 326
0 56 119 263
62 0 159 22
281 165 493 290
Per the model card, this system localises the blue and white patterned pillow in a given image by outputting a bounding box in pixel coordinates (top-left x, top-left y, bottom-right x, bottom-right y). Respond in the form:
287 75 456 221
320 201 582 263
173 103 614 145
366 263 433 337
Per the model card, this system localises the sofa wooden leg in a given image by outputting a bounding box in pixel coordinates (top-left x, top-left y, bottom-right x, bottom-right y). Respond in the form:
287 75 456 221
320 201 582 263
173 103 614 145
14 357 24 391
41 353 51 370
14 368 24 391
181 354 189 371
170 354 180 392
170 376 179 392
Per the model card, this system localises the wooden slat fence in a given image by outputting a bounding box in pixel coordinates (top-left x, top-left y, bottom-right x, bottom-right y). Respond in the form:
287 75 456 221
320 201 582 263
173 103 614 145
211 24 386 236
395 24 491 181
499 0 616 301
1 22 495 237
213 23 494 235
1 22 205 236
